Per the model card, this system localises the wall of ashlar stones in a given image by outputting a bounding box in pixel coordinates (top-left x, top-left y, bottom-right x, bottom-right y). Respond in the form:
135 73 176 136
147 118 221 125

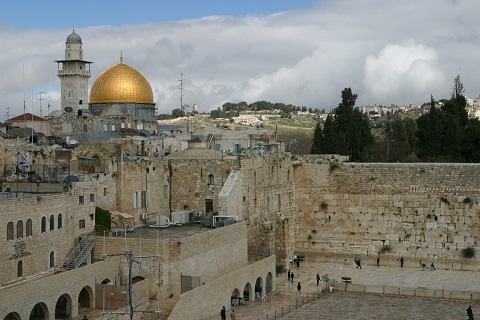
0 183 96 285
292 157 480 269
93 222 248 300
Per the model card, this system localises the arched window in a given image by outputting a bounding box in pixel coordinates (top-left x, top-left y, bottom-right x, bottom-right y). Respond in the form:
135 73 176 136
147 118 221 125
16 220 23 239
49 215 54 231
208 174 214 185
58 214 63 229
17 261 23 277
41 217 46 233
26 219 33 237
7 222 14 240
49 251 55 268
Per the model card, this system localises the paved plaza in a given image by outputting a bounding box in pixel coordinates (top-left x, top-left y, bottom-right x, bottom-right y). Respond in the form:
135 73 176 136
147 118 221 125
202 260 480 320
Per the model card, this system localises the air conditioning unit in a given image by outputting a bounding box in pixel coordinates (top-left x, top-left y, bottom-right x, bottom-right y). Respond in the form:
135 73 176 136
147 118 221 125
140 213 148 220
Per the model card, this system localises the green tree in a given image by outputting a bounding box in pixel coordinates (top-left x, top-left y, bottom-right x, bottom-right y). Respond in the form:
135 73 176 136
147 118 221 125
310 122 323 154
171 108 185 118
95 207 111 232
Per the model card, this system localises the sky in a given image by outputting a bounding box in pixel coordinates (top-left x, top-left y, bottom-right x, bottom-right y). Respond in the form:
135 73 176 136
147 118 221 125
0 0 479 121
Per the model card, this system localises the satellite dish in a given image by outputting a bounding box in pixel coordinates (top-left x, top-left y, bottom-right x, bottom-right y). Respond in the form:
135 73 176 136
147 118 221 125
64 106 73 113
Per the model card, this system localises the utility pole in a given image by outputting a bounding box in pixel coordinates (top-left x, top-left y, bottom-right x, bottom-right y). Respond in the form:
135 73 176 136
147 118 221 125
102 250 162 319
36 91 45 117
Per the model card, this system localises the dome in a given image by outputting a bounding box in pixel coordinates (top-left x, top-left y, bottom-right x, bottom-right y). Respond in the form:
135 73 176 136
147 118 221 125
66 30 82 44
89 62 154 104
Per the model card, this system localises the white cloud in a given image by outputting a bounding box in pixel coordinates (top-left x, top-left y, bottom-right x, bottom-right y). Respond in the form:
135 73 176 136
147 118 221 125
363 41 446 104
1 0 480 120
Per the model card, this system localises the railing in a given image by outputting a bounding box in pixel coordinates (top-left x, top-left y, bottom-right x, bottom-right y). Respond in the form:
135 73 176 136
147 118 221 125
259 292 322 320
64 233 95 269
57 69 91 76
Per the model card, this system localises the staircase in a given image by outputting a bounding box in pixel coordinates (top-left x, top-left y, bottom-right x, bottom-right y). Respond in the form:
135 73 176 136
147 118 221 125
64 233 95 270
206 133 214 149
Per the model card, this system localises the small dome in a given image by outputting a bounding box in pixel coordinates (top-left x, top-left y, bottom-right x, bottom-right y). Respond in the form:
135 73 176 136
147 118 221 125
90 62 154 104
66 30 82 44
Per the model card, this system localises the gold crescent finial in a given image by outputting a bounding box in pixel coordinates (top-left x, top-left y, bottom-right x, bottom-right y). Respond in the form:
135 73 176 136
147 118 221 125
120 50 123 64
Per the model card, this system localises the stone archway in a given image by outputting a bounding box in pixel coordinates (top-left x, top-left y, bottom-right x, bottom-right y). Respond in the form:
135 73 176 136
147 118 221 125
4 313 21 320
55 293 72 319
132 276 145 284
243 282 252 301
101 278 113 284
266 272 273 293
78 286 94 310
254 277 264 300
29 302 48 320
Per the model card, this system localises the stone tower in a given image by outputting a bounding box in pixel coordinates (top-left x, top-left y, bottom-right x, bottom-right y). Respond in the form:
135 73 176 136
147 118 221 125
55 29 93 112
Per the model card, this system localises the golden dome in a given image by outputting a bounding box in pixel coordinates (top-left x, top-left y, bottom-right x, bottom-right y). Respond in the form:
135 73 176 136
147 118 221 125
90 62 154 104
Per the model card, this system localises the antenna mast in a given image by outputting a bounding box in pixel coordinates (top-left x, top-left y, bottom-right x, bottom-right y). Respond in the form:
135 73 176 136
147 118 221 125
36 92 45 118
179 73 184 112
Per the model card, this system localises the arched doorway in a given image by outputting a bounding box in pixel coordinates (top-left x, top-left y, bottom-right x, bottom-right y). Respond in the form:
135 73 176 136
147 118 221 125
79 286 94 310
4 313 21 320
230 288 241 307
29 302 48 320
254 277 264 300
101 279 113 285
132 276 145 284
243 282 252 301
266 272 273 294
55 294 72 319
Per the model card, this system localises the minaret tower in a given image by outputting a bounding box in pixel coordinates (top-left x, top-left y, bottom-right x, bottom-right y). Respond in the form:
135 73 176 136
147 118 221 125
55 29 93 112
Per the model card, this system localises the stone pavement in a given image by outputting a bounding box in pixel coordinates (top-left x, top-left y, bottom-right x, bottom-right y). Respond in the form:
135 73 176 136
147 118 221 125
202 260 480 320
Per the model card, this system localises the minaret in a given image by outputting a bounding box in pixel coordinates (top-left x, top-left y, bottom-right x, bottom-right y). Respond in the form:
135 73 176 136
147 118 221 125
55 29 93 112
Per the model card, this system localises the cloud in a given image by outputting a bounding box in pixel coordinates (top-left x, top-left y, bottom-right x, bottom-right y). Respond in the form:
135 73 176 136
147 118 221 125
1 0 480 120
363 41 446 104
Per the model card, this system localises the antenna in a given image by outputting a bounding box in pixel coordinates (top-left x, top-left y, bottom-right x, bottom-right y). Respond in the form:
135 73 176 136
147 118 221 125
36 92 45 118
47 96 51 115
178 73 184 112
5 107 10 120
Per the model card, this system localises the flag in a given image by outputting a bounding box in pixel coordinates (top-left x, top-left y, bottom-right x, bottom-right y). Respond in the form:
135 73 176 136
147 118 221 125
18 152 29 168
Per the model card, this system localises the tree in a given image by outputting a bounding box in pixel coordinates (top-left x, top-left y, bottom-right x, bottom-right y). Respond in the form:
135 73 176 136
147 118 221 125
171 108 185 118
310 122 323 154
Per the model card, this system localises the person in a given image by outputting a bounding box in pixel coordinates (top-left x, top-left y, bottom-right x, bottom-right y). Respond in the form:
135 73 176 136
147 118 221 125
297 282 302 295
316 273 320 286
289 258 293 266
230 309 236 320
467 305 474 320
290 271 294 283
221 306 226 320
430 262 435 271
288 269 291 281
296 258 300 268
400 256 404 268
355 256 362 269
422 262 426 270
83 316 88 320
377 256 380 267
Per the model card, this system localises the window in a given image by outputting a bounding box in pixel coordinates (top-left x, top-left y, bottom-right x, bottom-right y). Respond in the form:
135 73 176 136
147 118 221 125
104 187 107 196
133 192 140 208
7 222 14 240
41 217 46 233
141 191 147 208
26 219 33 237
79 196 84 204
49 251 55 268
277 194 281 211
58 214 62 230
16 220 23 239
90 194 95 202
17 261 23 277
79 219 85 229
208 174 214 185
49 215 55 231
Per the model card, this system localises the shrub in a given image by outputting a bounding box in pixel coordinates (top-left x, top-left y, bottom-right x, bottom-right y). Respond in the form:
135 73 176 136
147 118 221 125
307 234 313 240
463 197 473 204
379 245 391 253
462 247 475 259
440 196 449 204
320 201 328 209
329 163 339 173
95 207 112 232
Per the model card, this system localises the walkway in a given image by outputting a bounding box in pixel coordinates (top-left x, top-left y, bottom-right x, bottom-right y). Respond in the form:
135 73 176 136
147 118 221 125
202 260 480 320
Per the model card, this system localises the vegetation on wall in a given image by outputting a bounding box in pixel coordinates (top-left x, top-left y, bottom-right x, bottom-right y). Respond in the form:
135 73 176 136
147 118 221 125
95 207 111 232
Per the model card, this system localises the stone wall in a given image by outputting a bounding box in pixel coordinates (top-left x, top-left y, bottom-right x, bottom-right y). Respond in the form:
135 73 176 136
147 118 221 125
93 222 249 300
292 157 480 269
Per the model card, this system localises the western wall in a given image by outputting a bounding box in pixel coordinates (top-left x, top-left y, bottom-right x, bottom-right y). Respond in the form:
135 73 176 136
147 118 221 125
291 155 480 269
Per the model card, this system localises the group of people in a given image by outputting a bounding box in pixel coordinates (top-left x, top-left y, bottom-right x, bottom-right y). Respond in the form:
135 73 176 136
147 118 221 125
290 254 301 268
420 261 435 271
287 269 295 283
220 306 235 320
